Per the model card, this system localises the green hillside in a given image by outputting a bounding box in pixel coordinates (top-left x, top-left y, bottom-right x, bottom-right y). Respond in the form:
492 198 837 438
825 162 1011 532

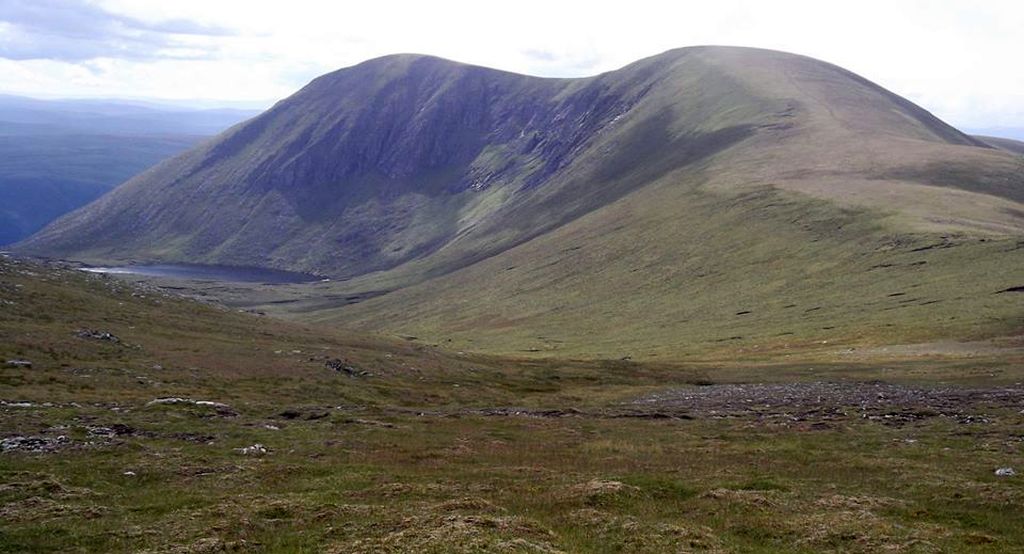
3 254 1024 553
309 188 1024 359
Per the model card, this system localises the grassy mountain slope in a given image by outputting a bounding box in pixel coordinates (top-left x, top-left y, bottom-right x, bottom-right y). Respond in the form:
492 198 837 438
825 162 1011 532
14 47 1024 359
313 184 1023 359
296 49 1024 358
4 258 1024 553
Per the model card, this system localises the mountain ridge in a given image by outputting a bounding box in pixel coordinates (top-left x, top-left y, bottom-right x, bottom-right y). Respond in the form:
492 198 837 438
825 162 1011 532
18 47 1023 276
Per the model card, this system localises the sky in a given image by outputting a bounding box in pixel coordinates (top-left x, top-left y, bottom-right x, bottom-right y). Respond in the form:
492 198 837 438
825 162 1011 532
0 0 1022 130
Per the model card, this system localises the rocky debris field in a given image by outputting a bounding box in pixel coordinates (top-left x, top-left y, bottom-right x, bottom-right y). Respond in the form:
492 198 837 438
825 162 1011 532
630 381 1024 426
272 380 1024 432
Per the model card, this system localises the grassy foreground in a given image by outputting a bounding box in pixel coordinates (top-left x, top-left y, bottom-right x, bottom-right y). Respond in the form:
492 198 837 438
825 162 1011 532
2 256 1023 552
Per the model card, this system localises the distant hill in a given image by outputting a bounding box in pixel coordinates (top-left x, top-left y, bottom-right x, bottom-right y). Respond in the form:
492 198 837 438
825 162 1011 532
974 135 1024 155
965 126 1024 142
0 95 258 136
17 47 1024 358
0 96 258 245
0 134 202 245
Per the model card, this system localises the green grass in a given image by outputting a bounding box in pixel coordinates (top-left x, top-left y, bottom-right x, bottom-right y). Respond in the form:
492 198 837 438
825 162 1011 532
3 408 1023 552
301 184 1024 361
2 257 1024 552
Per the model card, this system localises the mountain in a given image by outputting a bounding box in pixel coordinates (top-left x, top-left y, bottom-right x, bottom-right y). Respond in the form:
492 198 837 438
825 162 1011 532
0 96 258 245
16 47 1024 358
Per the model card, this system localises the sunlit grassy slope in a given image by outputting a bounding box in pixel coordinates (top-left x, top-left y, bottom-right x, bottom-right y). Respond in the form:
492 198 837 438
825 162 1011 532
305 185 1024 359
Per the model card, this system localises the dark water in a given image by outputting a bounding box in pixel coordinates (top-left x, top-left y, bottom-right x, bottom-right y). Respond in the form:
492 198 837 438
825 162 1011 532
80 263 321 284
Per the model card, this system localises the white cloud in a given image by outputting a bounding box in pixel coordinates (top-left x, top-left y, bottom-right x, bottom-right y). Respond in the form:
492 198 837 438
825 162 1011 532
0 0 1021 128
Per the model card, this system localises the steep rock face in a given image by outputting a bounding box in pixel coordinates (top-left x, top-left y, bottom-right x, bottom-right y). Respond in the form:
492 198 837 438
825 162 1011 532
17 47 1024 281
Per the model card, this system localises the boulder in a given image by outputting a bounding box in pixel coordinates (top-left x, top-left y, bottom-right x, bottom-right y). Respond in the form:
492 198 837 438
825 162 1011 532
75 329 120 343
145 397 237 416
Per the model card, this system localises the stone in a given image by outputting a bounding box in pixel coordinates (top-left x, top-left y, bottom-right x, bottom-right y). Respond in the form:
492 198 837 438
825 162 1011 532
325 358 371 377
75 329 120 343
237 443 268 456
145 397 237 416
0 434 70 453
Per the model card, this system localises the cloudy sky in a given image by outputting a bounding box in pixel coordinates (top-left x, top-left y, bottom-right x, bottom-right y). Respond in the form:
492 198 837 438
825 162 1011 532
0 0 1021 130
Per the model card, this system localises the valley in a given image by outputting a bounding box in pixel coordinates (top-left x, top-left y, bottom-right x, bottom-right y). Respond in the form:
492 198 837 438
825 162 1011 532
0 96 258 245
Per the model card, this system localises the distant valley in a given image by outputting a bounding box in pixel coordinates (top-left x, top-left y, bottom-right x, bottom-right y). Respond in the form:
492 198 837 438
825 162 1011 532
0 96 258 245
